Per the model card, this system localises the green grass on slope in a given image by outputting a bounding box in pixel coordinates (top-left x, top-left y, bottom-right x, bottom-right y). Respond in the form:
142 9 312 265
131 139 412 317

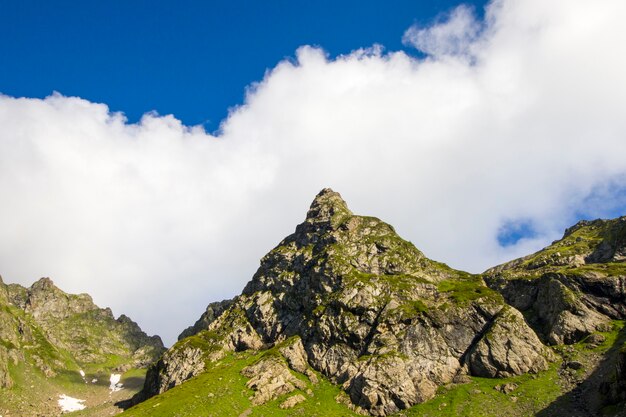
1 358 147 415
400 364 562 417
122 323 626 417
120 351 563 417
437 275 502 305
121 351 359 417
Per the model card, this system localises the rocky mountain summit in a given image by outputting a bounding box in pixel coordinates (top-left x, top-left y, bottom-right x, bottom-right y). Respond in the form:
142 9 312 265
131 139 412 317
135 189 552 416
0 275 164 415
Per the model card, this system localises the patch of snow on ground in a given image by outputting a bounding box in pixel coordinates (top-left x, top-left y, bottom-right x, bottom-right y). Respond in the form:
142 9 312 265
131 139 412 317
109 373 123 392
79 369 85 377
58 394 86 412
91 378 98 383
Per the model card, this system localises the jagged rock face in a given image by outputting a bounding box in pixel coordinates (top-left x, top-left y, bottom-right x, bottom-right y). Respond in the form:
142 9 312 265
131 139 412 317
579 218 626 263
484 217 626 345
0 347 13 389
11 277 97 321
177 299 233 340
141 188 550 416
142 345 206 397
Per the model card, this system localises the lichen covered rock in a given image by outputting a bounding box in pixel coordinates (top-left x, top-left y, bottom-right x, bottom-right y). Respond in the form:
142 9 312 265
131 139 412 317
467 306 551 377
242 355 307 405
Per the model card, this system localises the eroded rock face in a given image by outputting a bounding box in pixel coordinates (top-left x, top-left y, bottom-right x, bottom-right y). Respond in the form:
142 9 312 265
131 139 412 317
279 337 309 374
11 278 165 365
488 275 610 345
583 217 626 263
142 345 206 396
280 394 307 409
0 347 13 388
141 189 549 415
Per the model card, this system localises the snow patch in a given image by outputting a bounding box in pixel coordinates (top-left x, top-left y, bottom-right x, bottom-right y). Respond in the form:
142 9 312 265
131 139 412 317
109 373 123 392
91 378 98 383
58 394 86 413
79 369 87 383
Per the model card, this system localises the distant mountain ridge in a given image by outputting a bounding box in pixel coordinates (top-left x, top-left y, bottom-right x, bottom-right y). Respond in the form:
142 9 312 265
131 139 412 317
0 275 164 415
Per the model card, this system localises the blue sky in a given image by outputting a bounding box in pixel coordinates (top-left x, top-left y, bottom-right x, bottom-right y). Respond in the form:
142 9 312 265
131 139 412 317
1 0 485 127
2 0 626 344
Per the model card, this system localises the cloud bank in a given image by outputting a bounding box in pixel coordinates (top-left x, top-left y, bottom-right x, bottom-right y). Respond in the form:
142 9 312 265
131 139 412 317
2 0 626 344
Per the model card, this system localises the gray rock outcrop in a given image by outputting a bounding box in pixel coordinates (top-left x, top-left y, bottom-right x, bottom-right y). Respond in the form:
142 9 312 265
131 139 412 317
241 355 307 405
467 306 552 377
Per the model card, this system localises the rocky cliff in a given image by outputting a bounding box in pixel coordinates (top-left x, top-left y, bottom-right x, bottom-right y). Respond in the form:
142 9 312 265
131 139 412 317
135 189 551 416
484 217 626 345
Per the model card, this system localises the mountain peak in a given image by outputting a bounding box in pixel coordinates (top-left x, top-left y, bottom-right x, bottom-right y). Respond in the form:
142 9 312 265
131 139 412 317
30 277 57 291
305 188 352 223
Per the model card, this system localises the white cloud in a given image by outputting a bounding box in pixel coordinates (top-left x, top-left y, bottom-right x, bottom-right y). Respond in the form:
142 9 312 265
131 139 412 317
403 5 481 58
2 0 626 345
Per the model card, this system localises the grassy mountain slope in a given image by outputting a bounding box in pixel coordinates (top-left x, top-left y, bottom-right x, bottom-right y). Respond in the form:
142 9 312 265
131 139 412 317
122 322 626 416
0 276 164 416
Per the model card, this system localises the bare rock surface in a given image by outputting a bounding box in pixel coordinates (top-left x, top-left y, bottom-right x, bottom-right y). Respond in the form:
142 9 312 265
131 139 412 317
279 394 307 409
467 306 551 377
241 355 307 405
177 299 233 341
142 345 206 397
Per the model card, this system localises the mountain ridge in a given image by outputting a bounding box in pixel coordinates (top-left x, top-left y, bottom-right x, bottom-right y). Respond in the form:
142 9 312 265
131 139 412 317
0 275 165 416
